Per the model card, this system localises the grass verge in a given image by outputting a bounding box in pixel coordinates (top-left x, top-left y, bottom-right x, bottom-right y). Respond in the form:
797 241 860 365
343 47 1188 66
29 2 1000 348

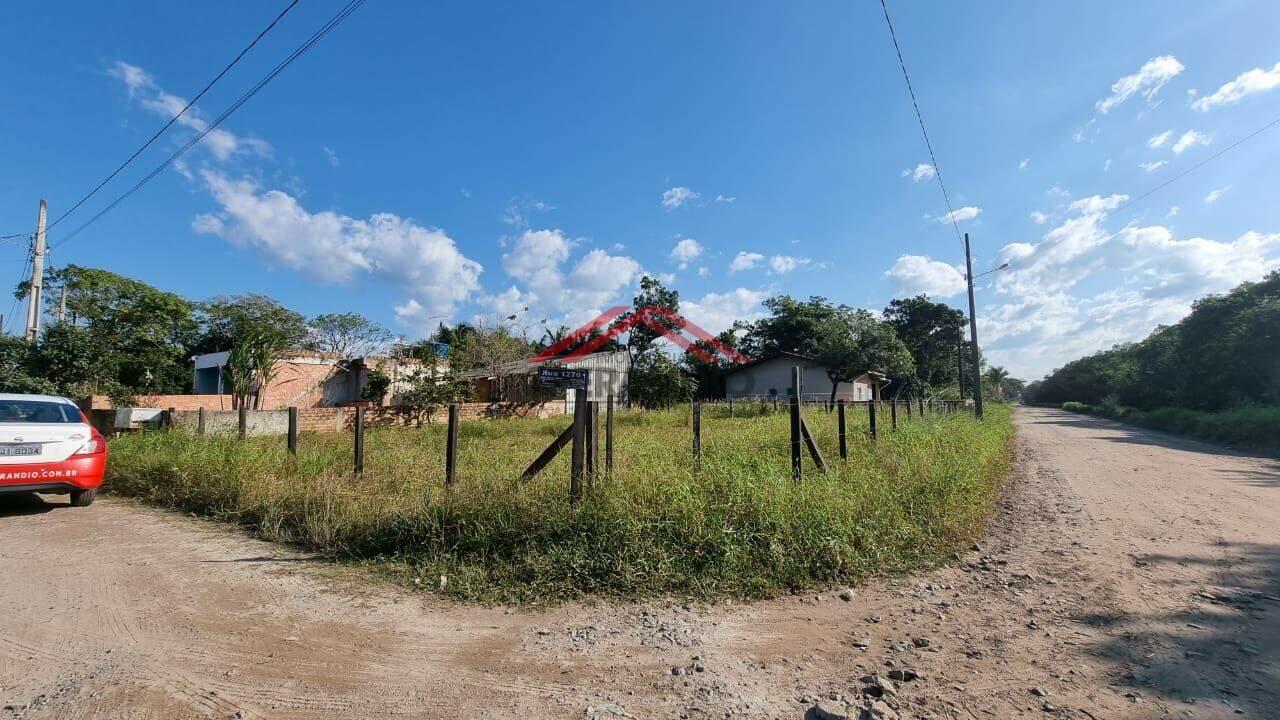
1060 402 1280 451
105 403 1013 602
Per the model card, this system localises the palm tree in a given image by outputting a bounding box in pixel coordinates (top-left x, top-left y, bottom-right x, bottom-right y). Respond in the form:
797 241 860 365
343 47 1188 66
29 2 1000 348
984 366 1011 402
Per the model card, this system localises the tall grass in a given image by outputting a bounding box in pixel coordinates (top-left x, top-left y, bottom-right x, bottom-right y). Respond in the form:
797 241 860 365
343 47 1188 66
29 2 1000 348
105 403 1013 602
1060 401 1280 450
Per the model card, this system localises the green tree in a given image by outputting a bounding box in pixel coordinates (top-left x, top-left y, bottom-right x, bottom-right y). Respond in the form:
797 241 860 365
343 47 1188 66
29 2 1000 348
195 294 307 356
625 275 682 359
0 336 56 395
306 312 392 362
630 351 696 408
882 295 968 398
815 309 915 405
23 265 197 394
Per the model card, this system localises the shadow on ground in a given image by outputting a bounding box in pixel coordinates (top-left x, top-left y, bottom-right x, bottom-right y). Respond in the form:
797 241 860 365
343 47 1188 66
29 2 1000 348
1081 541 1280 713
0 493 61 517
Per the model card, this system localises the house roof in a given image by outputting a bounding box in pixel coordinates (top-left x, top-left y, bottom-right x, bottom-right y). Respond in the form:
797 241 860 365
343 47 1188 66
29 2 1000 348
721 352 891 384
720 352 817 376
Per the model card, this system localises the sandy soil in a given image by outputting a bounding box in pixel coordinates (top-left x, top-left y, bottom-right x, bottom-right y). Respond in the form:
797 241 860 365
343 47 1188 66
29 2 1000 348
1 406 1277 719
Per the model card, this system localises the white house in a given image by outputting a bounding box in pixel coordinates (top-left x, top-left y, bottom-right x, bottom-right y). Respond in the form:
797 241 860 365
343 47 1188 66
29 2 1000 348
722 352 886 402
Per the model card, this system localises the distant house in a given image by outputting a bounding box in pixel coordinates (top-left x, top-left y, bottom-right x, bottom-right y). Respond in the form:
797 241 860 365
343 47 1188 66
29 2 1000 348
191 349 437 409
458 350 629 411
722 352 887 402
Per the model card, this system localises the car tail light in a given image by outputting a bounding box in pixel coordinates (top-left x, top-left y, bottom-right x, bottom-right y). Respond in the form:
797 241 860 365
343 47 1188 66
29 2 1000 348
73 430 107 457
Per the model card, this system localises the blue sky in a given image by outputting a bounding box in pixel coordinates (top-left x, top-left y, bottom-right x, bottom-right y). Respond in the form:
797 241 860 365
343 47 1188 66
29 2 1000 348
2 1 1278 379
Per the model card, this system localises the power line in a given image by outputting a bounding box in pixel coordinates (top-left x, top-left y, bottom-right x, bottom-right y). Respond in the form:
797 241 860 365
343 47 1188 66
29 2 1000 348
3 252 33 336
1113 114 1280 216
42 0 300 237
878 0 966 249
50 0 366 250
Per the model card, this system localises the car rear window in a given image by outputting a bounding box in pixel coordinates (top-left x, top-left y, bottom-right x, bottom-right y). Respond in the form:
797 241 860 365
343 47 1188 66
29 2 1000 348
0 400 80 423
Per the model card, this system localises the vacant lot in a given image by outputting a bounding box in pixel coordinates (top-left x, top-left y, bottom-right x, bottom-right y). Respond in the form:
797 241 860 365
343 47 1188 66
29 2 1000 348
105 403 1012 601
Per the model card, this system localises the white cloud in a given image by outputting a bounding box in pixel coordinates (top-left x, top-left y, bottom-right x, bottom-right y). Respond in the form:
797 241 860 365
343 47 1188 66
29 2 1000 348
1171 130 1211 154
714 194 736 204
1068 193 1127 214
1103 158 1112 172
502 229 572 296
1167 206 1180 218
669 237 703 268
884 254 966 298
109 60 271 162
729 251 765 273
1019 158 1029 169
662 186 700 209
973 191 1280 379
1140 160 1167 172
768 255 812 275
1095 55 1185 114
697 266 710 278
1193 60 1280 111
681 288 769 335
194 171 482 324
1204 187 1230 204
1147 130 1174 148
1030 211 1048 225
901 163 937 182
939 206 981 224
322 146 340 168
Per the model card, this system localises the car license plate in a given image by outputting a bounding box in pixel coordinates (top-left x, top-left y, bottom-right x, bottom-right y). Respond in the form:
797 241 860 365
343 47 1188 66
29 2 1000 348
0 444 40 457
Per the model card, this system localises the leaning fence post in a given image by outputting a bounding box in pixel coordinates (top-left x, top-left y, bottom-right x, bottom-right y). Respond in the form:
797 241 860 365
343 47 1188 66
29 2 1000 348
868 398 878 441
166 406 176 429
606 393 615 476
353 406 365 475
197 407 206 435
238 406 247 439
790 367 802 481
891 400 898 431
445 403 459 486
693 400 702 461
287 406 298 455
837 399 847 460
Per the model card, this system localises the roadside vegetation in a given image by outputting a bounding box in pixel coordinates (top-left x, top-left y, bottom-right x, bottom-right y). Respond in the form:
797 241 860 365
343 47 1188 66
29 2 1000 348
105 404 1013 602
1028 272 1280 450
1060 401 1280 450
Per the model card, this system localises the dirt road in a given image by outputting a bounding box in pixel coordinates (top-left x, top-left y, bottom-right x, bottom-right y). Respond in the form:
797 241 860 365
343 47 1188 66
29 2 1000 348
2 406 1277 719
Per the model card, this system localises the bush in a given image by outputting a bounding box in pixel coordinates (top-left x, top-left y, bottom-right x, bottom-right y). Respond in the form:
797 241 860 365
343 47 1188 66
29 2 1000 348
105 404 1014 602
1059 402 1280 450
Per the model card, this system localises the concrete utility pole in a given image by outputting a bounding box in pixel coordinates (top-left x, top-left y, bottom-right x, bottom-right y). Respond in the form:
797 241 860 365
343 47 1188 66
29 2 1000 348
58 284 67 324
24 200 47 341
963 232 984 419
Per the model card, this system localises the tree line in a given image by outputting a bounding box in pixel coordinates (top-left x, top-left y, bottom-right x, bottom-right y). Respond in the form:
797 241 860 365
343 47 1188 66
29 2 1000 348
0 264 1024 409
1024 271 1280 411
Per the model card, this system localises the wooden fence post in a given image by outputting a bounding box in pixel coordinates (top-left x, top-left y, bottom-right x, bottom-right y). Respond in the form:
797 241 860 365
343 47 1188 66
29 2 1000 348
587 401 599 485
773 395 778 413
919 398 925 417
445 403 459 486
197 407 206 435
166 407 176 429
353 406 365 475
868 398 878 441
790 367 802 481
891 400 898 431
570 388 587 503
837 399 847 460
238 406 247 439
606 393 615 476
287 406 298 455
692 400 702 461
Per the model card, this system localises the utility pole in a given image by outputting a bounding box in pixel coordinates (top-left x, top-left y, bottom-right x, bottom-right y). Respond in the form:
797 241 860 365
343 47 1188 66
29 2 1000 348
24 200 47 341
963 232 984 419
58 285 67 324
956 329 965 399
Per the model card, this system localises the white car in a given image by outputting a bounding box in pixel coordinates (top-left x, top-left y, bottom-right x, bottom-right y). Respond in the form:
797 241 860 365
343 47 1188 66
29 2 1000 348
0 394 107 507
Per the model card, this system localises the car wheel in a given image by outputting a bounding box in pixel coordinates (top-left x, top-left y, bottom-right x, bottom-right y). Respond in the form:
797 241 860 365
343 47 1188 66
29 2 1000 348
69 489 97 507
